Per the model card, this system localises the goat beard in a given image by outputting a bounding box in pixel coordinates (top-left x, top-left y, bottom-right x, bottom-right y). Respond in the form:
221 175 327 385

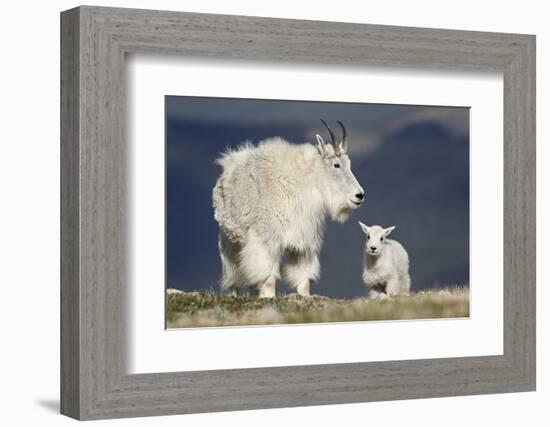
330 203 352 224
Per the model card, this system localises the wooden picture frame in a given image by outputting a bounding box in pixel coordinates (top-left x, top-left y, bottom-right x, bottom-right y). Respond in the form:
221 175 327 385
60 5 536 420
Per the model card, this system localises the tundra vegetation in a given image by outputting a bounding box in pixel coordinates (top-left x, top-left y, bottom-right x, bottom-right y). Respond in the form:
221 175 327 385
166 287 469 329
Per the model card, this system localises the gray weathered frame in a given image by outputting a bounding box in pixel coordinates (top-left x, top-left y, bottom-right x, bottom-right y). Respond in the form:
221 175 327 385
60 5 536 420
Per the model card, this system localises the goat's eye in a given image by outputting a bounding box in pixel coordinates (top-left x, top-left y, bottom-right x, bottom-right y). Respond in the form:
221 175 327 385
380 237 384 241
334 163 341 168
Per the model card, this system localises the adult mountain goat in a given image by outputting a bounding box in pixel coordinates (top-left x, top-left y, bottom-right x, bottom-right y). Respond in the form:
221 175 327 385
212 120 365 298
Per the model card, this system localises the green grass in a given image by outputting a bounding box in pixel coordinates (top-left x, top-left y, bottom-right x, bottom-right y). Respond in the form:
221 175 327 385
166 287 469 329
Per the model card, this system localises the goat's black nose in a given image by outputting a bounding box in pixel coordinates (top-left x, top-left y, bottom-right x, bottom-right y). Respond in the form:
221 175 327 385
370 246 377 251
356 192 364 201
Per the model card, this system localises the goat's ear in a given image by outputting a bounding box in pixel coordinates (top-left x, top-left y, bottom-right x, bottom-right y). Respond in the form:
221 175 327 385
384 226 396 237
315 134 326 156
358 221 369 235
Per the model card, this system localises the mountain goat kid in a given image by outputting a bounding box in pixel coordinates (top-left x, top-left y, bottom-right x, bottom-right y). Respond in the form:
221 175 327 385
359 222 411 298
213 121 365 298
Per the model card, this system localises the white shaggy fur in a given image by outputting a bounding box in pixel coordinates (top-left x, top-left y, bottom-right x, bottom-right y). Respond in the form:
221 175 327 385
213 133 364 298
359 222 411 298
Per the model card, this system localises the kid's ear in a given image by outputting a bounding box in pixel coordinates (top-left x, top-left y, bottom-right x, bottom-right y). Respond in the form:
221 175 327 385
384 226 396 237
358 221 369 235
315 134 326 156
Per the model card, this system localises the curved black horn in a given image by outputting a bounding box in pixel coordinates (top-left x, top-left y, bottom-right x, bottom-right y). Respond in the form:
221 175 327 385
320 119 337 148
337 120 348 152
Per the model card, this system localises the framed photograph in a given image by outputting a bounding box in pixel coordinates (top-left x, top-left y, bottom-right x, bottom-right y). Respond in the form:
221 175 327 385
61 6 536 420
163 95 471 329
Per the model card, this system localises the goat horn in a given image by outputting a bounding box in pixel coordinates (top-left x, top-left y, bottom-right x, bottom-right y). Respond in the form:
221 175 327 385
320 119 337 149
337 120 348 152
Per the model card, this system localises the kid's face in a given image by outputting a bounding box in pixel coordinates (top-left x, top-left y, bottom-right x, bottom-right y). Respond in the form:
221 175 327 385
359 223 395 256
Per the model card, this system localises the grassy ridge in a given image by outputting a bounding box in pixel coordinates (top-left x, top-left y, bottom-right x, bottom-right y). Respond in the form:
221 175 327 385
166 287 469 329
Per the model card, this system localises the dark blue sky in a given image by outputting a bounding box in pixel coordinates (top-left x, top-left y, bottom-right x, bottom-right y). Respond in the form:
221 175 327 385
165 96 469 298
